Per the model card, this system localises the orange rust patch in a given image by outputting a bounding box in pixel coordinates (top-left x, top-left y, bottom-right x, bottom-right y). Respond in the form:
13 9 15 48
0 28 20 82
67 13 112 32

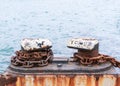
117 75 120 86
3 75 119 86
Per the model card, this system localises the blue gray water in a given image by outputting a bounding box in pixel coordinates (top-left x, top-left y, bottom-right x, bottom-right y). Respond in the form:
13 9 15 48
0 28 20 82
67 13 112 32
0 0 120 73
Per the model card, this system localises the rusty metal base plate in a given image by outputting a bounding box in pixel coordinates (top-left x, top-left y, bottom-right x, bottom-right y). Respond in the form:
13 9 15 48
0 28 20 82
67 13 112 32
6 60 115 75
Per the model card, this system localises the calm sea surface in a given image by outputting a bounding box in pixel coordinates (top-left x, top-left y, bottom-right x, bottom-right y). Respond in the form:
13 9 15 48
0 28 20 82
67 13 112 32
0 0 120 73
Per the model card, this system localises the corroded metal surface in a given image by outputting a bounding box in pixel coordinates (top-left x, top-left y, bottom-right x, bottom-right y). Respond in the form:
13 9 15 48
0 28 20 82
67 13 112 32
67 38 120 67
11 37 120 69
73 52 120 67
11 38 53 68
21 38 52 51
7 57 115 75
0 74 120 86
11 49 53 68
67 38 99 50
8 37 120 75
0 37 120 86
0 73 17 86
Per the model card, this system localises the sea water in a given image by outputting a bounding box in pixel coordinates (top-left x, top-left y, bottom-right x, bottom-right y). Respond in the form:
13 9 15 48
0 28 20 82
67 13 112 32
0 0 120 73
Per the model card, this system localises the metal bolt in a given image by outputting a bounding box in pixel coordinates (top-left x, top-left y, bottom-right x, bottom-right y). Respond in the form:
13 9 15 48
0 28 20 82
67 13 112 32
57 64 62 67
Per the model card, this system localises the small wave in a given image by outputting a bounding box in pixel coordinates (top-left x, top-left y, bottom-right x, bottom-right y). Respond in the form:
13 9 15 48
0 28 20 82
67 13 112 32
0 45 14 56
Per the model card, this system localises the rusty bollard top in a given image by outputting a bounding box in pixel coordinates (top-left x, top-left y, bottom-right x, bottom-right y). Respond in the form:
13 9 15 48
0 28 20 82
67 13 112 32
67 37 120 68
67 38 99 57
21 38 52 51
11 38 53 68
67 37 99 50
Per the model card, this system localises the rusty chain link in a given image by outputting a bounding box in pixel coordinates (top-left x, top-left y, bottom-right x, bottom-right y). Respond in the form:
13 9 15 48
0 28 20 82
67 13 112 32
11 49 53 68
74 53 120 68
11 49 120 68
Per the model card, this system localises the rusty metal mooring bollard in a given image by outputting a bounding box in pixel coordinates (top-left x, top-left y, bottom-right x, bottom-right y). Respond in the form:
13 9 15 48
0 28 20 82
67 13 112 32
0 37 120 86
67 38 120 67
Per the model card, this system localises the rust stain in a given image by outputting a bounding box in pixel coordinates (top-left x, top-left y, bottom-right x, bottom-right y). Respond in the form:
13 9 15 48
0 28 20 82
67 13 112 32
57 75 70 86
2 75 120 86
16 77 21 86
35 76 44 86
69 76 74 86
87 76 91 86
7 83 16 86
95 75 99 86
87 76 96 86
16 77 24 86
117 75 120 86
43 75 57 86
73 75 88 86
98 76 102 86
